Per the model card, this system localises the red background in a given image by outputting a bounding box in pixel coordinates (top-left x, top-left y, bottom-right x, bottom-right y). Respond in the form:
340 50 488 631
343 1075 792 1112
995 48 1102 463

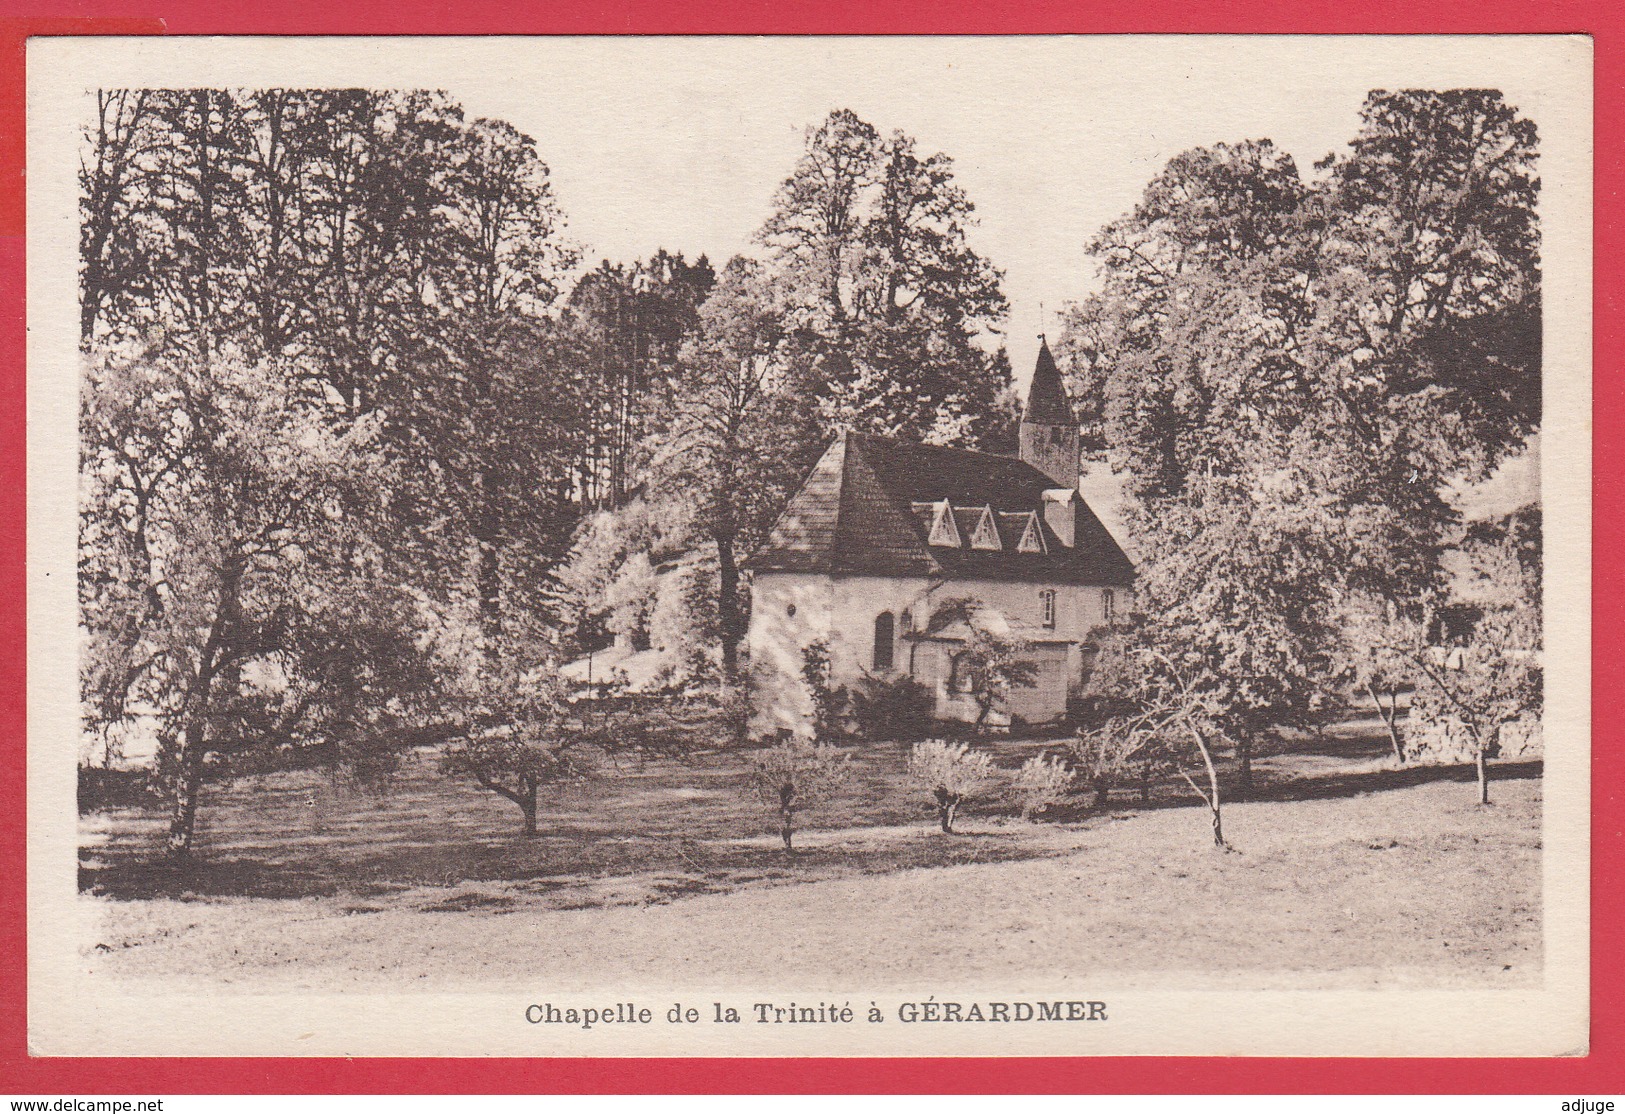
0 0 1617 1094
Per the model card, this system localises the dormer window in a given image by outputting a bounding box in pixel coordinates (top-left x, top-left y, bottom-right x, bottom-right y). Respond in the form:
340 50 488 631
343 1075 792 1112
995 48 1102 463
926 500 961 547
968 505 1001 551
1016 513 1045 554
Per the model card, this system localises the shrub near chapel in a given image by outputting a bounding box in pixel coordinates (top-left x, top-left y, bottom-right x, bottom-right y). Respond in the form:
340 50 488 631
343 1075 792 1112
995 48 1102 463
908 740 998 833
1012 753 1074 820
746 736 852 856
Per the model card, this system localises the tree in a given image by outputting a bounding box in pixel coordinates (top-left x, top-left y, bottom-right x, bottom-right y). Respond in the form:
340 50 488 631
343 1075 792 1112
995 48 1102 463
1408 613 1540 806
758 109 1010 446
1069 708 1171 811
907 740 997 833
1084 628 1239 851
746 736 852 855
440 649 588 837
1404 510 1542 804
80 90 583 623
1069 91 1539 565
77 91 587 856
1060 91 1542 780
79 90 164 341
79 349 436 856
614 113 1016 679
1336 595 1418 765
563 252 716 509
657 258 823 679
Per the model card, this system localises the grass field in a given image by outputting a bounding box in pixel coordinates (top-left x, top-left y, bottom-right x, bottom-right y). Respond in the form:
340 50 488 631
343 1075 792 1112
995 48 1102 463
78 721 1542 990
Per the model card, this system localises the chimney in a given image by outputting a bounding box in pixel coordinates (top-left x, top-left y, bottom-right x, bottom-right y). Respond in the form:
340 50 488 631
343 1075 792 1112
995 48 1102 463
1042 488 1077 548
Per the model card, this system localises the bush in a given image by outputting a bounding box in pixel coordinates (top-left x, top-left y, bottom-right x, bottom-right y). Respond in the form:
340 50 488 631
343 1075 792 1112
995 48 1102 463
1012 753 1074 820
907 739 997 833
849 674 934 742
746 736 852 854
800 640 849 743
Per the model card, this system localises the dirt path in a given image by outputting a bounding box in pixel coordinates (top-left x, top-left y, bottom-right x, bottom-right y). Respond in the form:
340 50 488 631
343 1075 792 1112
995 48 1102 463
82 777 1541 992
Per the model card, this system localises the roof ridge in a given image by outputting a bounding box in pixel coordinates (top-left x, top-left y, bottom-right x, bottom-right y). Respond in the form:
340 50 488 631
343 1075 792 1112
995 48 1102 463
847 430 1046 471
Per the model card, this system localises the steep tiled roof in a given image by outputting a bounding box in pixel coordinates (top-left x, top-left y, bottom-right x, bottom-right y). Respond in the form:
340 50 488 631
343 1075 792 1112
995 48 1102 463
747 432 1134 585
1023 338 1075 427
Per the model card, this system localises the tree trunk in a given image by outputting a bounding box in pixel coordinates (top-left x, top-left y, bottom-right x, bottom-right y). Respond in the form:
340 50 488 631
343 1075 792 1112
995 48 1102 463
715 530 742 681
1367 681 1405 765
521 784 539 838
779 783 796 855
1237 735 1254 799
1184 717 1230 852
1093 774 1110 811
163 554 242 859
165 722 206 857
973 699 991 736
1476 743 1490 806
476 525 503 655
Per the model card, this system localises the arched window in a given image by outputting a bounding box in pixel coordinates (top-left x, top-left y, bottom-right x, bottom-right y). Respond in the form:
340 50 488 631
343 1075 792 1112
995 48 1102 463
873 612 895 671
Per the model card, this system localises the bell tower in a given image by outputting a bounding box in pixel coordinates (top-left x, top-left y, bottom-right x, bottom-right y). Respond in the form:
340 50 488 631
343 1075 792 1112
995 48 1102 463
1018 336 1080 489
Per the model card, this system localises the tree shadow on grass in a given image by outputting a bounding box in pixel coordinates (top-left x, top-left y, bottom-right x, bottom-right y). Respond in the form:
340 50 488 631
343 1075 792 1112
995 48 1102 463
79 754 1542 904
1044 757 1542 824
77 856 405 901
79 820 1077 904
1249 757 1542 804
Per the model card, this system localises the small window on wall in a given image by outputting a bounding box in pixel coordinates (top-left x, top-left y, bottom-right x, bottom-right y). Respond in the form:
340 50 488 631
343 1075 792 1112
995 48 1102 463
1102 589 1115 623
873 611 895 671
1040 589 1057 629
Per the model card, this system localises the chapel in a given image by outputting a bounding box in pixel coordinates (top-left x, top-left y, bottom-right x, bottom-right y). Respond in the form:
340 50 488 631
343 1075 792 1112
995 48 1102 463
743 339 1135 735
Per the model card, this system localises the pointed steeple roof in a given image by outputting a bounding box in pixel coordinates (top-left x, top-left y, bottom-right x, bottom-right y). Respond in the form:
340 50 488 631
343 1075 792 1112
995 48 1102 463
1023 337 1075 426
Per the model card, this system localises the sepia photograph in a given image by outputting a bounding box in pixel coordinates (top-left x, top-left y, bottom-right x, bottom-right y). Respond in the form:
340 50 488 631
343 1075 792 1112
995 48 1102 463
25 34 1592 1058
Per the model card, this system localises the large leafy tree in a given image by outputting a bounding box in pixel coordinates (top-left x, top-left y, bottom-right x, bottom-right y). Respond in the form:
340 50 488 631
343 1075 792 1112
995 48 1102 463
80 350 438 855
758 109 1010 446
1062 91 1541 768
656 258 822 679
77 90 582 854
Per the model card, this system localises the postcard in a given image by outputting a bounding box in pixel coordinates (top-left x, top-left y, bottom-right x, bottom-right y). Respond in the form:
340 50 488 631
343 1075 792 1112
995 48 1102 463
27 33 1592 1058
